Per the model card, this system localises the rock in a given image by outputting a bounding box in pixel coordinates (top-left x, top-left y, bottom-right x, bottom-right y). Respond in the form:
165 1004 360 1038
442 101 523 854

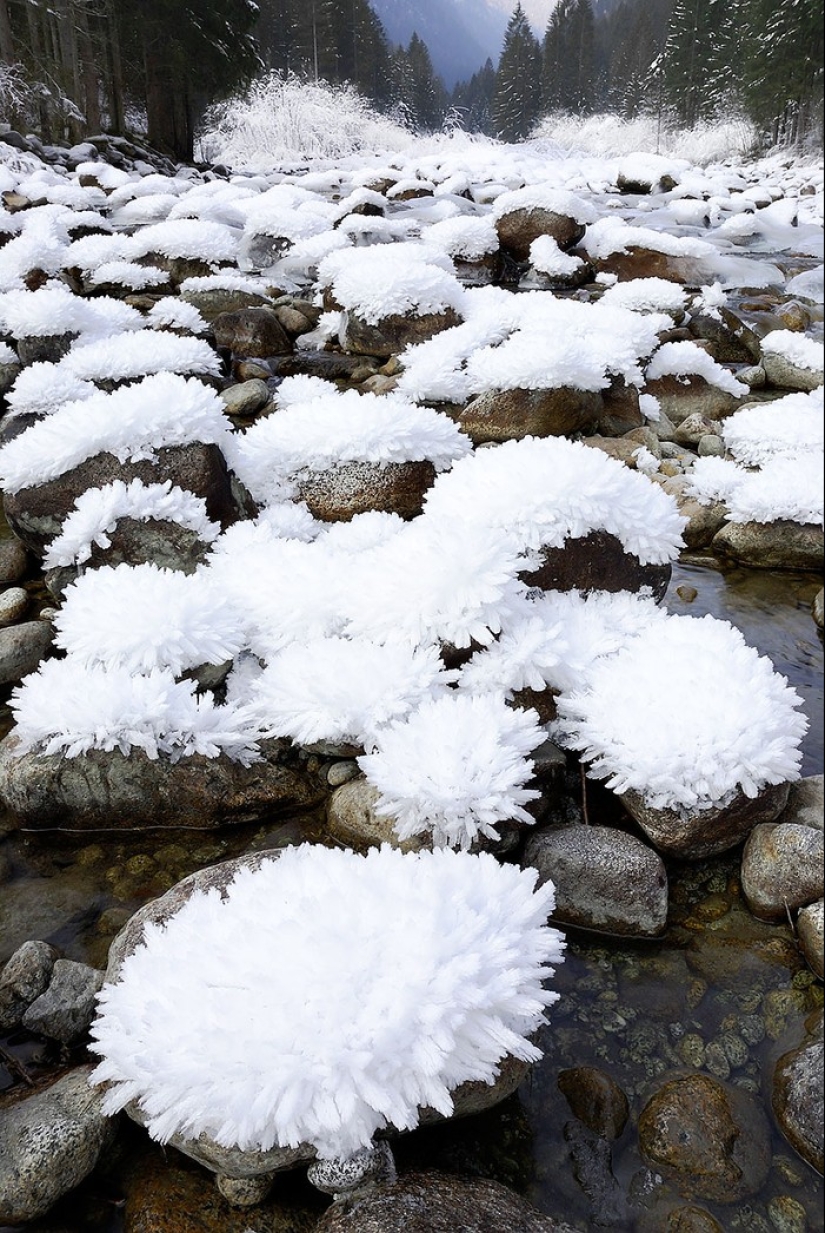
0 873 100 964
16 331 78 366
340 307 462 359
711 519 824 572
771 1013 824 1174
314 1172 582 1233
636 1204 725 1233
563 1119 632 1227
21 959 104 1044
740 822 824 921
326 779 423 852
211 306 292 357
688 309 761 364
0 537 28 584
0 940 59 1032
673 413 719 447
3 443 242 555
268 350 380 382
597 379 645 436
643 375 742 425
696 434 725 457
638 1072 771 1202
519 529 672 603
0 1065 117 1225
762 348 823 392
797 900 824 980
0 733 323 832
219 379 271 418
457 386 601 445
557 1067 629 1140
294 460 436 522
621 780 790 860
0 356 21 394
522 825 667 937
592 247 704 285
0 585 28 624
582 436 649 469
781 775 824 830
0 619 53 686
495 207 585 262
813 588 824 629
179 287 273 323
307 1142 396 1198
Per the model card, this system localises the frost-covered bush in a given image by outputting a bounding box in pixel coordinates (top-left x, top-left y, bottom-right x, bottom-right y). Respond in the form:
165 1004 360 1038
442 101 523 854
90 844 565 1158
359 693 544 849
555 614 807 813
43 479 221 570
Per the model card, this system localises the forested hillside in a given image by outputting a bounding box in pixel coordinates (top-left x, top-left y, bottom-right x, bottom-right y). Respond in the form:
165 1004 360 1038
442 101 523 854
0 0 821 158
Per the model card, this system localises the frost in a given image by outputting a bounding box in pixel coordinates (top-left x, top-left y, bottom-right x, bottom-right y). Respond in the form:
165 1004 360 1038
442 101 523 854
721 388 824 465
646 340 748 395
529 235 585 277
599 278 688 316
580 216 713 260
491 184 596 225
124 219 240 265
318 244 465 324
760 329 824 372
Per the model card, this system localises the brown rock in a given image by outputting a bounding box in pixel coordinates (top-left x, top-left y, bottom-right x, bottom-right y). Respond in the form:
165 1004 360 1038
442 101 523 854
519 529 671 602
294 460 436 522
326 779 424 852
457 386 602 445
495 207 586 262
597 378 644 436
741 822 825 921
621 780 790 860
592 247 704 284
211 307 292 358
557 1067 629 1140
688 309 761 364
644 375 741 425
771 1015 824 1175
711 519 824 572
340 308 462 359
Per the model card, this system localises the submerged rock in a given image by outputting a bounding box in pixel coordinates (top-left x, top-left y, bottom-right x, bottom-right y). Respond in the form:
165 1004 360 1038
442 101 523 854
557 1067 629 1141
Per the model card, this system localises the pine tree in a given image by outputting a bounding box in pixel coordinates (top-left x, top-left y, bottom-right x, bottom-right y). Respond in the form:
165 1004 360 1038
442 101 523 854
542 0 596 114
742 0 823 144
491 3 542 141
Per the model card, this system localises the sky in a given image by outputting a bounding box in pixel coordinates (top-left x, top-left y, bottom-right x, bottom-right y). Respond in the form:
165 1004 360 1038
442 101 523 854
486 0 558 30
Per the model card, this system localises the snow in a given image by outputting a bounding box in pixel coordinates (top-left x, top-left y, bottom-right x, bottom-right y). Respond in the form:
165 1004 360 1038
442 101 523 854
89 844 565 1157
491 184 597 225
721 389 824 465
317 244 465 324
529 235 585 277
580 217 713 260
688 453 824 528
0 287 144 339
645 340 748 396
760 329 824 372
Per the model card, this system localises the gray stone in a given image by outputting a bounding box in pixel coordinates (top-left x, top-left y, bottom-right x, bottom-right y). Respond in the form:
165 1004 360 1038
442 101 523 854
0 732 323 831
741 822 824 921
220 378 271 418
0 358 21 395
0 1065 117 1225
314 1172 583 1233
0 619 53 686
457 386 601 445
180 287 273 323
0 585 28 624
495 206 585 262
22 958 104 1043
326 760 361 788
782 775 824 830
797 900 824 980
326 779 424 852
638 1072 771 1202
0 940 59 1031
294 460 436 522
711 519 824 572
688 308 761 364
16 331 78 366
762 349 823 392
307 1142 396 1198
523 824 668 936
673 412 719 447
771 1013 824 1174
697 433 725 457
0 537 28 584
563 1119 632 1227
621 780 790 860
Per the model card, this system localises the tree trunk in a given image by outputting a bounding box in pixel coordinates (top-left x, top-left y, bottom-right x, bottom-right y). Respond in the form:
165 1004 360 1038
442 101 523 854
144 43 192 160
0 0 15 65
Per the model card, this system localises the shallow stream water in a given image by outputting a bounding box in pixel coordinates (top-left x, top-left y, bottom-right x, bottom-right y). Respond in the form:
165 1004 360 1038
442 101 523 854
0 556 822 1231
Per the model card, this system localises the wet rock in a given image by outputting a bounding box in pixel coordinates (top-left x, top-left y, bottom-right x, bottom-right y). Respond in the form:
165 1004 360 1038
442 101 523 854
766 1195 808 1233
495 207 585 262
0 537 28 584
638 1072 771 1202
762 349 823 392
741 822 824 921
0 940 59 1031
637 1203 725 1233
557 1067 629 1140
813 588 824 629
591 247 704 285
3 443 241 555
711 519 824 572
519 529 672 602
340 307 462 359
0 585 28 624
563 1120 631 1227
797 900 824 980
294 460 436 522
0 873 100 964
21 959 104 1044
268 350 380 382
656 478 727 550
326 778 423 852
211 306 292 357
621 780 790 860
314 1171 582 1232
0 619 53 686
0 733 323 832
0 1065 117 1225
523 824 668 936
457 386 601 445
781 775 823 830
643 375 741 425
771 1013 824 1175
220 378 271 419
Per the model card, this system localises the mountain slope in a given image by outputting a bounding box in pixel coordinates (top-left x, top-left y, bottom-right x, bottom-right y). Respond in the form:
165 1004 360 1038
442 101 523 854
370 0 508 86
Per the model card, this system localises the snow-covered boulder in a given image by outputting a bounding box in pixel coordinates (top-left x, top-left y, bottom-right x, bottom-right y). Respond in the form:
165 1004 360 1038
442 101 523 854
492 186 595 262
761 329 824 391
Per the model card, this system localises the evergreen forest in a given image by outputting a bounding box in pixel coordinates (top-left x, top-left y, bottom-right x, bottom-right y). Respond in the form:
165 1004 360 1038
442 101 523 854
0 0 821 161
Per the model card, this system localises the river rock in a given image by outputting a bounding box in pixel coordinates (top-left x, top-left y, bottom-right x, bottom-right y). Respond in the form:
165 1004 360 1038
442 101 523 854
597 379 645 436
0 619 53 686
457 386 601 445
643 375 741 424
0 940 59 1031
638 1072 771 1202
711 519 824 572
0 537 28 584
673 413 720 447
0 1065 117 1225
211 306 292 358
16 331 78 366
294 460 436 522
519 529 672 602
797 901 824 980
220 378 271 419
326 779 423 852
522 824 668 937
781 775 824 830
740 822 824 921
180 287 274 323
0 354 21 394
340 307 462 359
688 308 761 364
0 733 322 831
563 1119 631 1227
813 588 824 629
314 1172 582 1233
21 958 104 1044
590 247 703 285
495 206 585 262
3 442 241 555
621 780 790 860
677 497 728 550
761 348 823 392
557 1067 629 1140
771 1013 824 1174
0 585 28 624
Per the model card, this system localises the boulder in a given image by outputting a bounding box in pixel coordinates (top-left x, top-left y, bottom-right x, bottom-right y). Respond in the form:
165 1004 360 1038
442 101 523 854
456 387 602 445
0 585 28 624
591 247 704 285
522 824 668 937
688 308 761 364
711 519 824 572
643 375 741 425
219 378 272 419
179 287 274 323
495 207 585 262
638 1072 771 1202
762 349 823 392
0 537 28 584
596 378 645 437
340 307 462 359
797 900 824 980
771 1013 824 1175
294 460 436 522
326 779 423 852
21 959 104 1044
0 619 53 686
0 733 323 832
210 306 292 358
0 1065 117 1225
740 822 824 921
519 529 672 603
621 780 790 860
0 940 59 1032
781 775 824 831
